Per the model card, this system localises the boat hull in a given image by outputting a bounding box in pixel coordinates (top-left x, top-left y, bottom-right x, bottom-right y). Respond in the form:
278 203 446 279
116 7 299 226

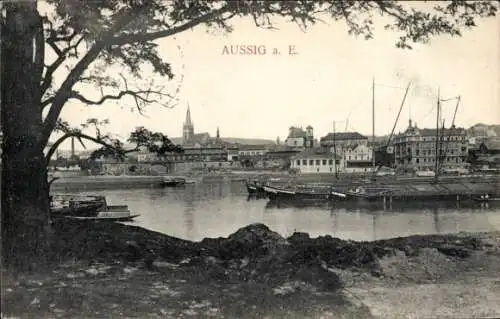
50 202 103 217
162 180 186 187
59 214 140 222
246 181 266 196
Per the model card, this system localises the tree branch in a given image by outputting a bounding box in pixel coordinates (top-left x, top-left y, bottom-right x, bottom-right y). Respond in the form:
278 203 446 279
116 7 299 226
41 4 151 145
110 5 232 46
70 89 164 105
34 14 45 84
41 35 86 102
41 97 54 108
45 131 118 164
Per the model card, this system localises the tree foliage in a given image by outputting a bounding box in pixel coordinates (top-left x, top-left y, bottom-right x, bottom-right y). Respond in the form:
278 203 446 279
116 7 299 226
0 0 497 270
30 0 498 154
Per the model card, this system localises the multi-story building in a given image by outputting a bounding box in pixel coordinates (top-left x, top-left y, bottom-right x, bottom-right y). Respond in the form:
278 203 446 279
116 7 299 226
290 148 342 174
392 120 468 172
320 132 374 172
237 144 268 157
285 126 314 149
467 138 500 170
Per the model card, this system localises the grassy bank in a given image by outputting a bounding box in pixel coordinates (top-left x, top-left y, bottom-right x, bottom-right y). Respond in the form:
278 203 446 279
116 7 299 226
2 222 500 318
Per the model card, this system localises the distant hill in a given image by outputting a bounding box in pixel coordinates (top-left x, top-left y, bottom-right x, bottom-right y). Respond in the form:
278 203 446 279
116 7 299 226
168 137 275 145
467 123 500 138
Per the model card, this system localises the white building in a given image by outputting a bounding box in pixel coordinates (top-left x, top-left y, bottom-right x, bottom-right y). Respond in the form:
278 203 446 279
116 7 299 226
320 132 374 173
238 144 268 157
341 144 375 173
290 149 342 173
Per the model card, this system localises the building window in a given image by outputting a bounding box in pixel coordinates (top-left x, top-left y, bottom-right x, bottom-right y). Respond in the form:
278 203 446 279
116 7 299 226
335 160 340 165
303 159 307 165
416 158 420 163
296 160 300 166
316 159 320 165
309 160 314 165
322 159 327 165
329 159 333 165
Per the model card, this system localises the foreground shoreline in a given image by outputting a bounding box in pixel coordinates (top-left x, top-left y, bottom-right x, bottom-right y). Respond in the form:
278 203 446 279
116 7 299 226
2 222 500 318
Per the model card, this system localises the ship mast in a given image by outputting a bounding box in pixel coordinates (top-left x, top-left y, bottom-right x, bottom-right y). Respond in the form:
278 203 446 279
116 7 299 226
372 77 376 170
333 121 338 179
434 88 441 182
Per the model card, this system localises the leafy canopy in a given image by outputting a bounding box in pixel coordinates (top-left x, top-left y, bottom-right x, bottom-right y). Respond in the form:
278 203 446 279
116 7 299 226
10 0 499 158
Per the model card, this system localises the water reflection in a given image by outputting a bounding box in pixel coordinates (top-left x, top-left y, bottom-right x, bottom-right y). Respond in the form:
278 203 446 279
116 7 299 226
81 181 500 242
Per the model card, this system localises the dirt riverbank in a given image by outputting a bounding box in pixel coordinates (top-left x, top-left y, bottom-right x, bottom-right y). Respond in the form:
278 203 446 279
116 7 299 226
2 222 500 318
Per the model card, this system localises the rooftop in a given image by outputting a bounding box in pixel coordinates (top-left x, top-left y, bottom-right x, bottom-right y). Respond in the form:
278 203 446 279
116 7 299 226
402 124 467 137
287 127 306 139
237 144 270 151
320 132 367 141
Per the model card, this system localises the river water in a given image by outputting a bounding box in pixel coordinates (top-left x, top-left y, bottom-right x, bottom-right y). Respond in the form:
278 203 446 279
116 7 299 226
78 180 500 242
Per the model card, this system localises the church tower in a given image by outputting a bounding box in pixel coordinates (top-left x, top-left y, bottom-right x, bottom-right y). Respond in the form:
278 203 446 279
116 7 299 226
182 104 194 145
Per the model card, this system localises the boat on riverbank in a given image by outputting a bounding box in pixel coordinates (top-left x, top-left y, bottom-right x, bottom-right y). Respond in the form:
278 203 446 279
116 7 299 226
263 184 348 203
50 202 104 217
263 177 500 207
61 211 140 222
473 195 500 203
162 176 186 187
50 194 139 221
246 179 266 195
344 186 395 201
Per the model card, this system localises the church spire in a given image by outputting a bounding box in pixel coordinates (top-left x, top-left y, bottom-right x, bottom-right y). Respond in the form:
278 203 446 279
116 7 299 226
182 103 194 145
216 126 220 140
185 103 193 126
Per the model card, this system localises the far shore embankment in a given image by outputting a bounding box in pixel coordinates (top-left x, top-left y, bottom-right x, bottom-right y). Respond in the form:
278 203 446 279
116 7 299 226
49 171 500 193
50 175 165 192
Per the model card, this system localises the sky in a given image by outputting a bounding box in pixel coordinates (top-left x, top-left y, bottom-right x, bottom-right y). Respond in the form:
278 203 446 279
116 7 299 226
45 2 500 150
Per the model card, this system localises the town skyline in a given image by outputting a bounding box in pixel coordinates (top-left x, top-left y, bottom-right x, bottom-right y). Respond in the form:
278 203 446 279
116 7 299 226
45 2 500 151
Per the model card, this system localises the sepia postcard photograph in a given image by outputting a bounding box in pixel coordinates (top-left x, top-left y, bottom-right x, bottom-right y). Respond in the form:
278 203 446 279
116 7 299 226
1 0 500 318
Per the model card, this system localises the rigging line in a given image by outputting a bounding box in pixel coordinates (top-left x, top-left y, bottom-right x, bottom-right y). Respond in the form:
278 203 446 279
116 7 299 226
417 103 438 123
385 82 412 150
437 96 461 174
371 81 411 175
440 96 460 102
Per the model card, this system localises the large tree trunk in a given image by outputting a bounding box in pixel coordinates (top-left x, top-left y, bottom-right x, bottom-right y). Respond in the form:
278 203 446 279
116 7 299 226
1 1 50 270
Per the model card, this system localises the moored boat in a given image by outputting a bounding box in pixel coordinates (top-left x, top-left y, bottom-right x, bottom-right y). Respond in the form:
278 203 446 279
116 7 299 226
473 195 500 203
61 210 140 222
264 184 347 203
246 179 266 195
344 186 394 201
50 193 135 221
162 176 186 187
50 202 103 217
